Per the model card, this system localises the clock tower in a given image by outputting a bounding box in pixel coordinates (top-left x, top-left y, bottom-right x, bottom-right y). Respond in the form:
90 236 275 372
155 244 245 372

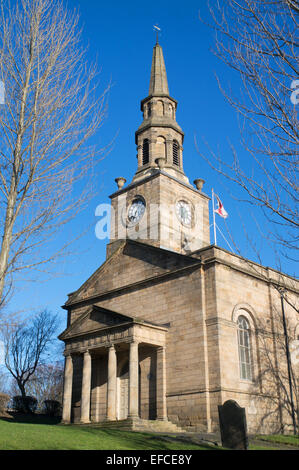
107 41 210 257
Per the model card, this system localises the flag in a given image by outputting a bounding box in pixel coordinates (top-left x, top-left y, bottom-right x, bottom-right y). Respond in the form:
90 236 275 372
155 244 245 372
214 193 228 219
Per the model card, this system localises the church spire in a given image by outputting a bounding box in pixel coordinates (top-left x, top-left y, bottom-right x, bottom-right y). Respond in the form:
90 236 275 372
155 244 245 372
133 42 189 185
148 43 169 97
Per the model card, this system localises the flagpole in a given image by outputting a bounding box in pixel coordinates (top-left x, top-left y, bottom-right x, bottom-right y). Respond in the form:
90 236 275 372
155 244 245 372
212 188 217 246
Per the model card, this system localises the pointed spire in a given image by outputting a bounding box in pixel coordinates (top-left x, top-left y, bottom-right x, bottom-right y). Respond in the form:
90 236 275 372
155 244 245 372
148 43 169 96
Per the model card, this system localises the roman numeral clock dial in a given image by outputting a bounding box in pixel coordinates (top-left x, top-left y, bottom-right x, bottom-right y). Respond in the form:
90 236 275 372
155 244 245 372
127 197 146 225
175 200 192 227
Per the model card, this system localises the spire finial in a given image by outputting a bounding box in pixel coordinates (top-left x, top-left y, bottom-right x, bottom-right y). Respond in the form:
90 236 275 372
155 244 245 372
153 25 161 45
148 30 169 96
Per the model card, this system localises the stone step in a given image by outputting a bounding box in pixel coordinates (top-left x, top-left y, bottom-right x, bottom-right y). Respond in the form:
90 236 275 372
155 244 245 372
95 418 184 434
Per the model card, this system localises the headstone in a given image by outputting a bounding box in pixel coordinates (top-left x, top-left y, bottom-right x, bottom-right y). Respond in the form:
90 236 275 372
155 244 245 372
218 400 248 450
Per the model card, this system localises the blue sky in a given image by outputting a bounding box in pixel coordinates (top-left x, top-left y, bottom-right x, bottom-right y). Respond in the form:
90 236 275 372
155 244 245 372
5 0 298 342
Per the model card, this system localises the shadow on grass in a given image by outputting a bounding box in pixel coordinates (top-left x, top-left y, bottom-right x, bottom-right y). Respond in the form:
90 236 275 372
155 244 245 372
76 426 219 450
1 412 61 425
0 415 221 450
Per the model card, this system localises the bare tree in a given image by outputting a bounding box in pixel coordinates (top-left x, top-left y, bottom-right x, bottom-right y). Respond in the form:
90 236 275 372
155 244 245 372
0 368 9 394
198 0 298 263
23 361 64 409
253 295 299 433
0 0 108 308
195 1 299 436
3 310 58 411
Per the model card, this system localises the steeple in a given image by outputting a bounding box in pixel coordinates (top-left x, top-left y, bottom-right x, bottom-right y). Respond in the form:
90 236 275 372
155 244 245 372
148 43 169 96
133 42 189 184
107 41 210 258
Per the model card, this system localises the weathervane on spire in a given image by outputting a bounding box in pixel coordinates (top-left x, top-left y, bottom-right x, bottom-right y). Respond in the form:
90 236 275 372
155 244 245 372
153 25 161 44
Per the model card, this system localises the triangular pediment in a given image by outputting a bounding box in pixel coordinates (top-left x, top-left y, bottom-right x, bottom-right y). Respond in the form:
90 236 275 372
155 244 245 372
59 305 133 340
65 240 198 307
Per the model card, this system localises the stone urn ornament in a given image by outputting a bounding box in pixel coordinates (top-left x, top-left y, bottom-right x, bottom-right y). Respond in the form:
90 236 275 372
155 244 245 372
193 178 205 192
155 157 166 169
115 177 126 190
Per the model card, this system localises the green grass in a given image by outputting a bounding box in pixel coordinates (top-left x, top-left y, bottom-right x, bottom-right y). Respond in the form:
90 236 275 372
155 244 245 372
1 414 298 450
0 415 216 450
254 434 299 447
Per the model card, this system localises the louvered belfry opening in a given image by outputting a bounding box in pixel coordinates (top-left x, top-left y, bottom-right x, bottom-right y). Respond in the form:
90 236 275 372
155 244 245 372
173 140 179 166
142 139 149 165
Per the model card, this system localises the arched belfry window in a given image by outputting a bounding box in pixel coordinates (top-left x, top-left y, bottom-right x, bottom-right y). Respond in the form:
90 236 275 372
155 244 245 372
142 139 149 165
156 136 166 159
173 140 179 166
237 316 253 380
156 100 164 116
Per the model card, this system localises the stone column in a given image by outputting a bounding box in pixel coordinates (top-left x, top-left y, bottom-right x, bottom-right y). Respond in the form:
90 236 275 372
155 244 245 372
156 346 167 421
62 354 73 423
106 345 117 421
80 350 92 423
128 341 139 419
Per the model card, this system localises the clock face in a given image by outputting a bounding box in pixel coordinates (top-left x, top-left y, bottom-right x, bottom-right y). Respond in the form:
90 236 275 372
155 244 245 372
176 200 192 227
127 198 146 225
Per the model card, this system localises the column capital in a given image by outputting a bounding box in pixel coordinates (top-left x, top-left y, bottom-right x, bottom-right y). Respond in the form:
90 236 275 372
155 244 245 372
63 351 73 358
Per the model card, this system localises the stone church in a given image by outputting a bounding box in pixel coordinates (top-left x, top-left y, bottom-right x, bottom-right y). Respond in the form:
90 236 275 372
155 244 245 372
59 41 299 434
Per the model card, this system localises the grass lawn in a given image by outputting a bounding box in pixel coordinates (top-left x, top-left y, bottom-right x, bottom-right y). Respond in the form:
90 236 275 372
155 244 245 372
253 434 299 447
0 415 217 450
1 414 298 450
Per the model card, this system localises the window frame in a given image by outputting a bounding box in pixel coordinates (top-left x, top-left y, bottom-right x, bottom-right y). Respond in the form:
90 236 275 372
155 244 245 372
237 315 253 381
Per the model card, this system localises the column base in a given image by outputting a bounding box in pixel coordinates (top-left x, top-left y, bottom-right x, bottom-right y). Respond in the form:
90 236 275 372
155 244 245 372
80 419 91 424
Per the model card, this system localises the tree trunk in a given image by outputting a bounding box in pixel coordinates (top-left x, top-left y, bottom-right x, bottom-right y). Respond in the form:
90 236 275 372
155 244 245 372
17 381 31 414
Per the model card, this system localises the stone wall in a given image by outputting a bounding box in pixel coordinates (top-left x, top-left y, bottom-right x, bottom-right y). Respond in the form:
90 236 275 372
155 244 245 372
64 243 298 433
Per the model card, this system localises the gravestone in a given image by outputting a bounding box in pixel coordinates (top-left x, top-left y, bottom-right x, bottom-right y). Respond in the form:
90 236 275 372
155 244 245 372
218 400 248 450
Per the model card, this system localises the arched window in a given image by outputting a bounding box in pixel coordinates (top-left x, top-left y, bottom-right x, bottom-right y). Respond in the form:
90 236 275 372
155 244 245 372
156 100 164 116
147 103 151 118
156 136 166 159
237 316 252 380
173 140 179 166
142 139 149 165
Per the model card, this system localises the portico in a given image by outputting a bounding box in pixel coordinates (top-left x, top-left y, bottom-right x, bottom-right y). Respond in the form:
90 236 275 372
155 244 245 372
60 306 168 424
